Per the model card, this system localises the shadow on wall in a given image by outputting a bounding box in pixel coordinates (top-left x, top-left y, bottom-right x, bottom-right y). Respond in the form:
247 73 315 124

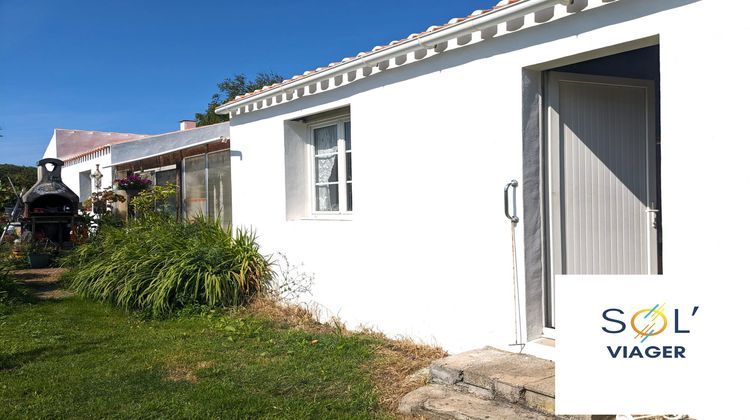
550 45 660 205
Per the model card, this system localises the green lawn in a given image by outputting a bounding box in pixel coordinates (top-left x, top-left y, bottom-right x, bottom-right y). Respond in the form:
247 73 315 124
0 296 392 419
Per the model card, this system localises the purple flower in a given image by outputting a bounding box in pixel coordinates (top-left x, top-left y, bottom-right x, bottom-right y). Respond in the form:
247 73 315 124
115 173 152 190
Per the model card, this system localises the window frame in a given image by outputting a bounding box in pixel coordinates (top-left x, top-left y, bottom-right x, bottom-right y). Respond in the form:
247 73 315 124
181 150 232 225
307 116 352 218
134 164 177 182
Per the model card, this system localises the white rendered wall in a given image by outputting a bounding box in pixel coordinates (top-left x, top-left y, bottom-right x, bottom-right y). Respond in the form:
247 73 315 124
228 0 749 352
42 133 56 159
61 153 113 201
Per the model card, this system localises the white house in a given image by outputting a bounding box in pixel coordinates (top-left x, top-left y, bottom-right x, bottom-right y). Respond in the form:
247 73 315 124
108 122 231 223
43 128 149 202
42 121 231 222
215 0 750 353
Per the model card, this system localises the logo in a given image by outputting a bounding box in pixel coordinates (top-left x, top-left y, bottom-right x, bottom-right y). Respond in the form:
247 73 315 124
631 303 667 343
601 303 699 359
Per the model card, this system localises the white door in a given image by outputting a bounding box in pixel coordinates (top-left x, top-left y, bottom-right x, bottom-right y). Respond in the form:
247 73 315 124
546 72 659 328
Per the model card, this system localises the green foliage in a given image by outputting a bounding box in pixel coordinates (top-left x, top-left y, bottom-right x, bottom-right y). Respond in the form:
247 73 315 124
0 164 36 193
0 242 28 270
195 72 284 127
61 216 273 317
76 188 126 242
0 181 21 210
82 188 125 214
130 183 177 218
1 163 34 208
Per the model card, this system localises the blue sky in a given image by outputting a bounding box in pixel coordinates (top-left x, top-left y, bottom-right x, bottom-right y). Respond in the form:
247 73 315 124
0 0 497 166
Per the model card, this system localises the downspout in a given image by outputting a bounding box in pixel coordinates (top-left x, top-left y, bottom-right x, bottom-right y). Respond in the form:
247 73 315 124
216 0 570 115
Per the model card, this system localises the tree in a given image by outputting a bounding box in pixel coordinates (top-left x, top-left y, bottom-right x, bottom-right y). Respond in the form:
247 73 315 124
0 164 36 207
0 164 36 189
195 73 284 127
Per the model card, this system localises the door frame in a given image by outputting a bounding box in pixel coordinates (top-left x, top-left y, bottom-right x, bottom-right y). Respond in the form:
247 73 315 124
543 71 659 329
520 38 661 342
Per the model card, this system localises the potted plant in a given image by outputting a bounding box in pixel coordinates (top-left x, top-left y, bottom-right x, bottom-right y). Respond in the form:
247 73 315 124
115 174 153 197
21 238 56 269
84 188 126 215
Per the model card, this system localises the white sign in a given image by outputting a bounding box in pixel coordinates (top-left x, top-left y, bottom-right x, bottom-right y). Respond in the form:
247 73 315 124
555 275 709 416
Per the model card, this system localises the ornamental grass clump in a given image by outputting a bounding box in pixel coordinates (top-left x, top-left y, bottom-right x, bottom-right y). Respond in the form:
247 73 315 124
62 216 273 317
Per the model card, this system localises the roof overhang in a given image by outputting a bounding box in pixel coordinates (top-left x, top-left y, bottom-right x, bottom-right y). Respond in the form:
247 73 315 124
108 122 230 167
216 0 615 117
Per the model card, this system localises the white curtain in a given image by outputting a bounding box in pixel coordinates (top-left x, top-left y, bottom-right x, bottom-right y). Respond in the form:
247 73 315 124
314 125 338 211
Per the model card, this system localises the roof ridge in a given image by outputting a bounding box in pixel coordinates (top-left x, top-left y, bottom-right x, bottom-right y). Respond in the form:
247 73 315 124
54 128 150 137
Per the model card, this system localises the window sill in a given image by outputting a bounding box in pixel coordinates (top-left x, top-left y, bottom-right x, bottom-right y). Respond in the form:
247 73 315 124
296 214 353 222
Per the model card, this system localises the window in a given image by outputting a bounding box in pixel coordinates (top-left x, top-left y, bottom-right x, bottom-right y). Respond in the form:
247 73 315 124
133 165 178 217
311 119 352 214
79 170 91 202
183 150 232 226
184 155 207 219
154 169 178 217
207 151 232 224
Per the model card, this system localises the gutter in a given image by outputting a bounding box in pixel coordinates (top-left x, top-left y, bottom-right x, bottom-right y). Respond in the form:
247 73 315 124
216 0 571 115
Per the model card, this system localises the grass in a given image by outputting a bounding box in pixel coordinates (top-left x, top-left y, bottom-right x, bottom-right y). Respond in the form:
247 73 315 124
0 273 445 419
0 261 32 309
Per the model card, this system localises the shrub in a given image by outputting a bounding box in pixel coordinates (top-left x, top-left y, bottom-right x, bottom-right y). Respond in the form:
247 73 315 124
129 183 177 218
61 215 273 317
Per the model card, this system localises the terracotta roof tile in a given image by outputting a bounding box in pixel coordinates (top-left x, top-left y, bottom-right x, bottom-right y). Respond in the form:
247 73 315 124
55 129 150 161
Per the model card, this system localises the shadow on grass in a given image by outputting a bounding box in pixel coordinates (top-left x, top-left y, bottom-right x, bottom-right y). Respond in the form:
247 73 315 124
0 338 108 371
11 272 46 281
0 346 57 371
5 268 72 303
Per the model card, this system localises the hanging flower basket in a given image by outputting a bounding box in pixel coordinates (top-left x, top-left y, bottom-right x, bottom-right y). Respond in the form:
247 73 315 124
115 174 152 196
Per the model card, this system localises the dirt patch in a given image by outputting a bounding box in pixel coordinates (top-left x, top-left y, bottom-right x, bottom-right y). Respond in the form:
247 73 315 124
164 361 215 383
12 268 72 300
243 297 446 414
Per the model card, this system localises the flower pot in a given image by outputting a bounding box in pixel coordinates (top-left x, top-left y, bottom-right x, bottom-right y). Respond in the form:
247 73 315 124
125 188 143 197
28 253 50 269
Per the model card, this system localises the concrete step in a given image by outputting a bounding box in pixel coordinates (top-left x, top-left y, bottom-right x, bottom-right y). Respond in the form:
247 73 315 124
399 384 554 420
429 347 556 415
399 347 615 419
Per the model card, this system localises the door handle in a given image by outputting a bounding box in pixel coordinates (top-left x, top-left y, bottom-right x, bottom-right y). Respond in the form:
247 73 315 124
504 179 519 223
646 207 659 229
